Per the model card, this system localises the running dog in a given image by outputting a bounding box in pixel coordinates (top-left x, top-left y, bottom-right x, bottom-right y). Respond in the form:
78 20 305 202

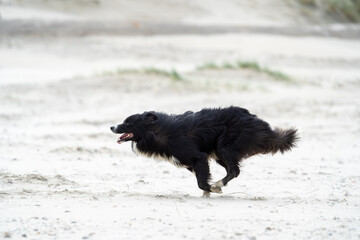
110 106 298 196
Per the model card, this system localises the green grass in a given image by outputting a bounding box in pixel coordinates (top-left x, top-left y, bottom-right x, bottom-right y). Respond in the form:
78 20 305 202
237 61 291 81
99 67 184 81
98 61 291 83
143 68 183 81
222 62 235 69
196 62 220 70
298 0 360 22
197 61 291 82
262 67 291 81
236 61 262 71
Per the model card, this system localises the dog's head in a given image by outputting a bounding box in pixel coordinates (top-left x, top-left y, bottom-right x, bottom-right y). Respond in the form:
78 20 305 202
110 111 158 144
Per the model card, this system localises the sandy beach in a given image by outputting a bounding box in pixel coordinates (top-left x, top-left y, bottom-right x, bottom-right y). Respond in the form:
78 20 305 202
1 1 360 239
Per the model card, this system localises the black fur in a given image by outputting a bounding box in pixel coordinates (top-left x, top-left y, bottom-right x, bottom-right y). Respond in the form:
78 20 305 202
110 106 299 194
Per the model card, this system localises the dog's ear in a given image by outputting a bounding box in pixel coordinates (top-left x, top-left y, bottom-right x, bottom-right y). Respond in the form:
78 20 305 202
144 112 158 123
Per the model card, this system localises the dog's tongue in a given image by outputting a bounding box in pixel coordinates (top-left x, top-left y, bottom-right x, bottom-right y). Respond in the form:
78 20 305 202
117 133 133 144
117 136 124 144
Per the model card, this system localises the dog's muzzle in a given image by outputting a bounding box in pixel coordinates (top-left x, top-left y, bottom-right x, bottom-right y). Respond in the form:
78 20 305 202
110 125 124 133
110 126 116 133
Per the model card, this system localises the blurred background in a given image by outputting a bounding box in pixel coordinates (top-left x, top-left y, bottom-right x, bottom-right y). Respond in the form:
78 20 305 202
1 1 360 239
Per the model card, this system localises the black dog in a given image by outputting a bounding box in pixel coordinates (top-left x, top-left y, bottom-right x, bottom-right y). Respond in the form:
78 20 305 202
110 106 298 196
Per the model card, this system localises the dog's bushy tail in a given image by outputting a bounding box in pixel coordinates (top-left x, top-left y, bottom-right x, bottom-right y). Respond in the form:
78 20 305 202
270 127 299 154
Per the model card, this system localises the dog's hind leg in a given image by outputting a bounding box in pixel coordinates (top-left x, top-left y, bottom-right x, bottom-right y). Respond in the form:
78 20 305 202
216 163 240 187
212 160 227 189
213 149 241 189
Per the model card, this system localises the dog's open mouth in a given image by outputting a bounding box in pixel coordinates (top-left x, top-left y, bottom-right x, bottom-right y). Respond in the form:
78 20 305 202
117 133 134 144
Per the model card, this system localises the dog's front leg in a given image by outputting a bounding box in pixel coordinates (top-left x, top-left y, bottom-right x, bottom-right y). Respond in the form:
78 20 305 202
171 145 217 196
192 153 223 197
186 166 212 197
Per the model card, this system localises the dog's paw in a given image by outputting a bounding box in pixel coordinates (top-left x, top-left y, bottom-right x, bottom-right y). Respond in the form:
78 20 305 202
202 191 211 198
213 180 224 188
210 185 222 193
210 180 224 194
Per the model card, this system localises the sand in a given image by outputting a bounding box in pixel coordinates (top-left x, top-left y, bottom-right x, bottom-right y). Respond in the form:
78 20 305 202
1 1 360 239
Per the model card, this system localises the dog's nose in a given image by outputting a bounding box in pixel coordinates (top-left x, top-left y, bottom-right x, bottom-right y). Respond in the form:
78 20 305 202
110 126 115 132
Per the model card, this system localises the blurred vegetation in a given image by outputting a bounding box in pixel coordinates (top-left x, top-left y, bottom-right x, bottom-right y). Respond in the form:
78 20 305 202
298 0 360 22
143 68 183 81
100 67 184 81
197 61 291 82
98 61 291 83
